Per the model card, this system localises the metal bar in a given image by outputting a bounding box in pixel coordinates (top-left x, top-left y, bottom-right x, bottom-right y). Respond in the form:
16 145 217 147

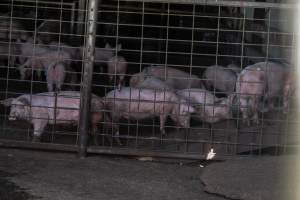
77 0 87 35
0 139 78 152
120 0 295 9
78 0 99 158
12 0 76 7
70 2 76 35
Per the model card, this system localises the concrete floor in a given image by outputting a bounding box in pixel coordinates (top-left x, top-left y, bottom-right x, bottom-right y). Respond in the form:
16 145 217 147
0 148 225 200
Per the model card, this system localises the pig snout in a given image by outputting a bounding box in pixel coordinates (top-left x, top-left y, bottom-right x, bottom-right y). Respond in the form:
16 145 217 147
8 112 17 121
8 106 19 121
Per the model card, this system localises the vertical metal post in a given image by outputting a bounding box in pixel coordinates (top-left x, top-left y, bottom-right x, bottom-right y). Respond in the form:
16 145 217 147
79 0 99 158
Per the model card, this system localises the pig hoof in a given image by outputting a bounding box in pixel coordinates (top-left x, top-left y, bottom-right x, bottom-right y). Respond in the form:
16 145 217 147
32 136 41 143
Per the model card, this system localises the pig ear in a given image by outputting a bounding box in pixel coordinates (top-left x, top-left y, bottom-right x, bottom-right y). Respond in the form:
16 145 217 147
18 97 30 106
0 98 15 107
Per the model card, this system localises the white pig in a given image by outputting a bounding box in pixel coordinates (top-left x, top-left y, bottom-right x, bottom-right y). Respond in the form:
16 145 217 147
202 65 239 95
107 55 127 90
130 65 203 90
17 37 48 65
235 61 287 124
103 87 195 136
18 48 71 81
0 91 104 142
17 37 50 79
176 88 233 123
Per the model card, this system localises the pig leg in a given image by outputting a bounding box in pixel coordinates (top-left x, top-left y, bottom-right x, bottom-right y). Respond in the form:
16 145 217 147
159 114 167 135
240 97 250 125
55 80 63 92
103 114 122 145
91 112 103 146
283 94 290 114
47 82 53 92
118 75 125 91
37 70 42 80
32 120 48 142
46 72 54 92
251 97 260 125
109 75 114 84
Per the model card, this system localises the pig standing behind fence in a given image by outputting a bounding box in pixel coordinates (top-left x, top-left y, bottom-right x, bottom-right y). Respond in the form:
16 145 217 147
0 91 104 142
103 87 195 138
130 65 203 90
202 65 239 95
235 61 289 125
176 88 233 124
18 48 71 91
17 37 50 79
107 55 128 90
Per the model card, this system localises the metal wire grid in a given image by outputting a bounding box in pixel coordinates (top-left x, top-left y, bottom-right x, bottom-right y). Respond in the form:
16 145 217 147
94 1 297 158
0 0 86 146
0 0 297 159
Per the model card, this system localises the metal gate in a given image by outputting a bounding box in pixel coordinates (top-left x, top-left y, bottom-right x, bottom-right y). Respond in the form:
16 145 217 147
0 0 297 160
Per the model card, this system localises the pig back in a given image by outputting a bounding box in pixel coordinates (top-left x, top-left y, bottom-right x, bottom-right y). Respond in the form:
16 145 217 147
104 87 176 119
145 66 202 89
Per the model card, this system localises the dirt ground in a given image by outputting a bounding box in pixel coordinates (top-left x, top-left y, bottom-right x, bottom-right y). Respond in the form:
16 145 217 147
0 148 226 200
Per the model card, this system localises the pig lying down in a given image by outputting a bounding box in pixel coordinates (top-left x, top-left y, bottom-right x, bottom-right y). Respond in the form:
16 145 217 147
130 65 203 90
103 87 195 137
0 91 104 142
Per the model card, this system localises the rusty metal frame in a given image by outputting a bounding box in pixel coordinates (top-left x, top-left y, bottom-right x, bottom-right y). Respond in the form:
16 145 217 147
78 0 99 157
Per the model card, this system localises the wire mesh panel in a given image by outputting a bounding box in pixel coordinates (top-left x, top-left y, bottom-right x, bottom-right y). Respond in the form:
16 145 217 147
0 0 88 149
0 0 297 159
92 0 297 159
